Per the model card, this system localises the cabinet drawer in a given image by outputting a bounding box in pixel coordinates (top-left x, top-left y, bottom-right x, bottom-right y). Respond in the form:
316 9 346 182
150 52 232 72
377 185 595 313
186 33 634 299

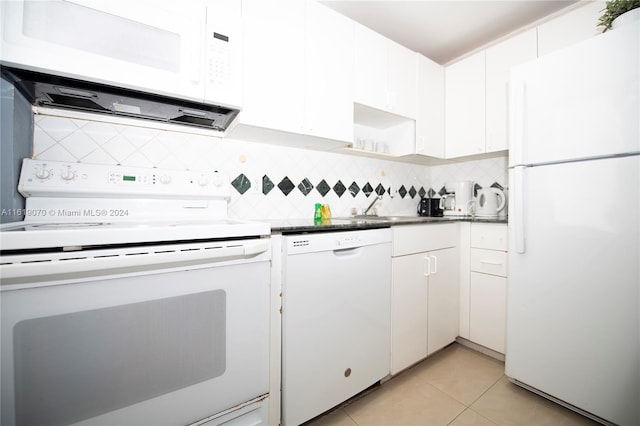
470 248 507 277
392 224 458 256
470 223 507 251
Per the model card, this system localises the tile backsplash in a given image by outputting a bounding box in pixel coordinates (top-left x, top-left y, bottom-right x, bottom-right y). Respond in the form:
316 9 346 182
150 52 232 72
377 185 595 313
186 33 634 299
32 113 508 220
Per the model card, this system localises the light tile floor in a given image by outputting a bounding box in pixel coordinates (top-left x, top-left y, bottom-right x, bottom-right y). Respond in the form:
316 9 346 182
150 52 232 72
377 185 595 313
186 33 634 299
306 343 599 426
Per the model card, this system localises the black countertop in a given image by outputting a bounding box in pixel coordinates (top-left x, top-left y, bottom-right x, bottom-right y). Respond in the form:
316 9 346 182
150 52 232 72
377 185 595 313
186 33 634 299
268 216 507 234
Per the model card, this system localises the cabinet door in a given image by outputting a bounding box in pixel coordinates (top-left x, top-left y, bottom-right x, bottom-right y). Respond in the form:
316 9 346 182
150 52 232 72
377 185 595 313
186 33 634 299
241 0 305 132
469 272 507 353
353 22 388 111
445 51 486 158
416 54 445 157
485 29 537 152
304 1 353 142
427 247 460 355
391 254 428 374
388 40 417 119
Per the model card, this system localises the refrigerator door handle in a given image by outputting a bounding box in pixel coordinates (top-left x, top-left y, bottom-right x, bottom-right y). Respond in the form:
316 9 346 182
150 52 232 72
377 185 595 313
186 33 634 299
510 80 526 164
514 166 526 254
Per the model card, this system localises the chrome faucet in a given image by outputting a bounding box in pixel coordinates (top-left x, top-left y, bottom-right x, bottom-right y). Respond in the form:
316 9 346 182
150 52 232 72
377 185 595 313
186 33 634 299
363 195 383 215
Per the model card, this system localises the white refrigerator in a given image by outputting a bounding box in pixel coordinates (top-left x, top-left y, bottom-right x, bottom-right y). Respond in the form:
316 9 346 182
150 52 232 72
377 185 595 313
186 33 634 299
506 20 639 426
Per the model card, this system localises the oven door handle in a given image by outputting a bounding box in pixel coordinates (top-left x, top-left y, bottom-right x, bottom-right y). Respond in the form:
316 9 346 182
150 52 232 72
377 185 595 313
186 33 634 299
0 239 270 284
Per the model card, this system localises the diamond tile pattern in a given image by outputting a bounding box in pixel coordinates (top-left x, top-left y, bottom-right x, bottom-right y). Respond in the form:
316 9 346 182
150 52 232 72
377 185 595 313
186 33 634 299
298 178 314 196
316 180 331 197
362 183 374 197
32 113 508 220
348 182 360 197
333 180 346 198
278 177 295 196
231 174 251 194
262 175 275 195
409 186 417 199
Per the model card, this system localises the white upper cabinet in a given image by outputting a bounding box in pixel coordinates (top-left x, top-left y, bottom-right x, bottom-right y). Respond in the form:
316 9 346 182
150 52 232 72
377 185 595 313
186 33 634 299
304 0 354 142
537 2 604 57
240 0 352 143
354 22 417 119
485 28 537 153
445 50 486 158
388 39 418 119
353 22 388 114
241 0 305 133
445 28 536 159
416 54 445 158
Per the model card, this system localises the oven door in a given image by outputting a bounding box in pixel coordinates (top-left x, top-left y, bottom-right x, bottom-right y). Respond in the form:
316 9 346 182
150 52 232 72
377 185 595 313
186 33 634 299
0 0 205 102
0 238 270 426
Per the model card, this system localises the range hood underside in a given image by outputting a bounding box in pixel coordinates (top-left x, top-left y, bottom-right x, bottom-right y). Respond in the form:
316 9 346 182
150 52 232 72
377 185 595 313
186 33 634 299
1 66 239 132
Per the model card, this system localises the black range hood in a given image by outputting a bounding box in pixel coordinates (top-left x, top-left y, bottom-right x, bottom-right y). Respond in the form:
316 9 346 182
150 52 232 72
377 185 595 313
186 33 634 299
1 66 239 132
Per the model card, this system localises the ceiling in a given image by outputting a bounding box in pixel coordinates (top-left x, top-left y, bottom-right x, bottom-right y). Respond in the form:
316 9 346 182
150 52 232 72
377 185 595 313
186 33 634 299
320 0 581 64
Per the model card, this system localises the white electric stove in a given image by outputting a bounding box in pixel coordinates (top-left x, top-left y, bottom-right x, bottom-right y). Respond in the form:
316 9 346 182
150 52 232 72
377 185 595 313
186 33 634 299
0 159 269 250
0 159 271 426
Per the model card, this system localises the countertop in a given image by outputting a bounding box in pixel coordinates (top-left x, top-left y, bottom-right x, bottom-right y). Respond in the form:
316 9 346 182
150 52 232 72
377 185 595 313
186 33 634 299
269 216 507 234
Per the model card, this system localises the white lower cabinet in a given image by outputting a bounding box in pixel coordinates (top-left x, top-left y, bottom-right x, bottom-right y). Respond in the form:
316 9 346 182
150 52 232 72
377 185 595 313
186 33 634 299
467 223 508 354
469 272 507 353
426 247 460 356
391 224 459 375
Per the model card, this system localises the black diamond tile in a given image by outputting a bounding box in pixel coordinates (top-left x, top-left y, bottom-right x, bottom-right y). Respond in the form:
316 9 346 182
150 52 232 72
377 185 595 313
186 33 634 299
231 173 251 194
316 179 331 197
278 176 295 196
333 180 346 197
348 181 360 197
490 181 504 190
409 186 417 199
298 178 314 196
387 186 391 195
375 184 385 196
438 186 447 196
362 183 374 197
262 175 274 195
418 187 427 198
428 187 437 197
398 185 407 198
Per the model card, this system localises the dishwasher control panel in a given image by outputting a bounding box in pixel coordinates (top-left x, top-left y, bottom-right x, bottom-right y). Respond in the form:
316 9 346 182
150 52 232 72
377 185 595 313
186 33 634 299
336 234 363 247
284 229 392 255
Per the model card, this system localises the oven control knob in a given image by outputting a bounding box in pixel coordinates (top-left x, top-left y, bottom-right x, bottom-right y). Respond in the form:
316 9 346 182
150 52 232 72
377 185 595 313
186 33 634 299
197 176 209 186
159 175 172 184
212 174 223 187
35 165 51 180
61 166 77 181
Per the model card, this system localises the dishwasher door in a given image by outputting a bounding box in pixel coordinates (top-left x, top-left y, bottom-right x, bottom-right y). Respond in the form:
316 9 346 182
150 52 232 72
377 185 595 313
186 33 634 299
281 228 392 426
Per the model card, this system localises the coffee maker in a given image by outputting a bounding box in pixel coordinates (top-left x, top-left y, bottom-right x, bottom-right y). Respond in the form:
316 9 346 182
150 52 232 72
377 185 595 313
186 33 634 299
417 197 443 217
440 181 475 217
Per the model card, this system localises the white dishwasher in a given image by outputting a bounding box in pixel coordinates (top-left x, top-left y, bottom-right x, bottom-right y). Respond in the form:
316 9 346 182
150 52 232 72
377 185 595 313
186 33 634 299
281 228 392 426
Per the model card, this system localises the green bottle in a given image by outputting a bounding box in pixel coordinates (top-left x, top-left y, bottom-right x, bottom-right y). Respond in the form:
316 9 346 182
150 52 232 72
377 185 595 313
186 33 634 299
314 203 323 224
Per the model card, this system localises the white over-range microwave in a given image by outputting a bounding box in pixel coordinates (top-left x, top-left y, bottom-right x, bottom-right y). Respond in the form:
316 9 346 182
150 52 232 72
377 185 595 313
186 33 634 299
0 0 242 109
